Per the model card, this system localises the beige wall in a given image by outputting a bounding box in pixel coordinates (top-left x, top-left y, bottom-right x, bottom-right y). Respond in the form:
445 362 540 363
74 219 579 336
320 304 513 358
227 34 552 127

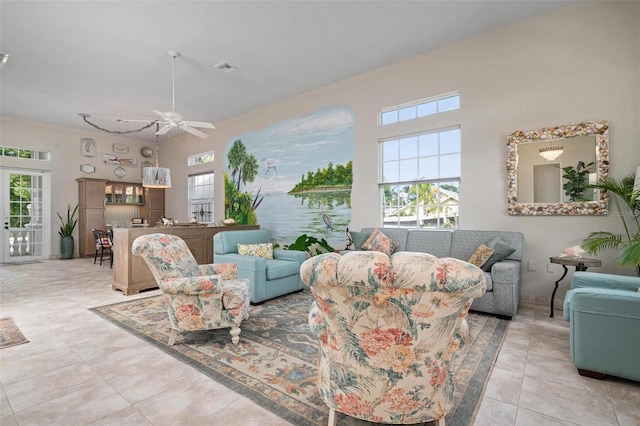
0 117 153 258
163 1 640 301
2 2 639 301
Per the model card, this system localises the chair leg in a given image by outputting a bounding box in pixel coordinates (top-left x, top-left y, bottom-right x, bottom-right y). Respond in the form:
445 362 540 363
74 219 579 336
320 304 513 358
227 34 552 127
434 417 445 426
230 326 241 345
109 249 113 269
99 247 104 266
328 407 337 426
168 329 178 345
94 248 98 264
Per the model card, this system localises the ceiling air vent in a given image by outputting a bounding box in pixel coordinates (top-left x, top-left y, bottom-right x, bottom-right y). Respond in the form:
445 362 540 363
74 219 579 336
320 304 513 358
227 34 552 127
214 61 238 73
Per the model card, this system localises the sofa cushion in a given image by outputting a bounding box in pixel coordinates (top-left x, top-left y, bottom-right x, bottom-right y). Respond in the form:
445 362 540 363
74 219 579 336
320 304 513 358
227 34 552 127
468 244 495 268
482 238 516 272
238 243 273 259
266 259 301 280
405 230 452 257
361 229 399 256
348 230 373 250
214 229 270 255
484 272 493 291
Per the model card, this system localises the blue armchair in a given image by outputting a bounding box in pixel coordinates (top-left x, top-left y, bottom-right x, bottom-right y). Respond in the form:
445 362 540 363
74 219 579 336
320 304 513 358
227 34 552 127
213 229 307 304
563 271 640 381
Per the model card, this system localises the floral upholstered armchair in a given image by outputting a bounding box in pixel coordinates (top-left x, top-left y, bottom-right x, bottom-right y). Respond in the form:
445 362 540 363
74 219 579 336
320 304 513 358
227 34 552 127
132 233 250 346
300 250 487 426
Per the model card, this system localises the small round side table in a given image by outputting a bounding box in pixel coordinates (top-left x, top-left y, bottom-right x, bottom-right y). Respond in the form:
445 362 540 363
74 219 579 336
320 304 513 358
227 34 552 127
549 256 601 317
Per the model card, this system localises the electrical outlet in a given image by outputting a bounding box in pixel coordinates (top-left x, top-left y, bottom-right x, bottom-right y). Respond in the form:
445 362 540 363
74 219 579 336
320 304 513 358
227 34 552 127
527 261 536 271
547 262 555 273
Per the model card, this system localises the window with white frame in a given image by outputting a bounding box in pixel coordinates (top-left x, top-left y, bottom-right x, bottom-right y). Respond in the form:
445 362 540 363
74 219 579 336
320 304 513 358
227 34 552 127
187 150 214 166
188 172 214 223
380 93 460 126
380 127 460 229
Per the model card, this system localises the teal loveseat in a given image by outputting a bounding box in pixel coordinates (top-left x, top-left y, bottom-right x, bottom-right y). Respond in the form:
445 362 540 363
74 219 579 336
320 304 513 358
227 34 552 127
563 271 640 381
213 229 307 304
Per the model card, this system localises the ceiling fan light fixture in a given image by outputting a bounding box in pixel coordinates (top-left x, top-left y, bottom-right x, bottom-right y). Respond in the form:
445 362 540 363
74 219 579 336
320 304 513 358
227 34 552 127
539 146 564 161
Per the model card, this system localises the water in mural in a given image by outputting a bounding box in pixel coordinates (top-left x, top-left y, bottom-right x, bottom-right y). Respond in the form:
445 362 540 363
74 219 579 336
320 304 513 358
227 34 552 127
224 106 354 249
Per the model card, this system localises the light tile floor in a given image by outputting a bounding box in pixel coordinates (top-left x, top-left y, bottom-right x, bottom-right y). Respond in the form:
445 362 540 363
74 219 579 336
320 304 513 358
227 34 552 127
1 259 639 425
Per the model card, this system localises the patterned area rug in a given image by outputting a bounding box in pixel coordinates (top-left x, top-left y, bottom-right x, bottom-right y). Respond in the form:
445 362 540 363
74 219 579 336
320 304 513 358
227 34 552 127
0 317 29 349
91 290 508 425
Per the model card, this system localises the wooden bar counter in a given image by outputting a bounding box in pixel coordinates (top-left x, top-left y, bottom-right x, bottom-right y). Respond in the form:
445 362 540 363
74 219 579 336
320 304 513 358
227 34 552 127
112 224 259 295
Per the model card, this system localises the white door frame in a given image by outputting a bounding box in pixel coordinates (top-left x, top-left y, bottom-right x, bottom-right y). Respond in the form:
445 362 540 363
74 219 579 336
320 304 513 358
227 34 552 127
1 167 51 263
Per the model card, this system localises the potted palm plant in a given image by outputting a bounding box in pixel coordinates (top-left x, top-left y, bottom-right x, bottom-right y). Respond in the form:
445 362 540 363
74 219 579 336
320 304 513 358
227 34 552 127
57 204 78 259
581 173 640 276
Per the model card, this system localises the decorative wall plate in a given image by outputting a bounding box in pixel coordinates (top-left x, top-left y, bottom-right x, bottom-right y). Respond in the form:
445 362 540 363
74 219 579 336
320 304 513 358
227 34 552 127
113 143 129 154
80 164 96 174
141 146 154 158
80 138 96 157
114 166 126 178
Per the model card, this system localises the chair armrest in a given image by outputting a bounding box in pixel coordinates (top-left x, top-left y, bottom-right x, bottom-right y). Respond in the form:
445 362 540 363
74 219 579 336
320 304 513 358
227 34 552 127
490 260 520 283
199 263 238 280
308 302 328 339
221 279 250 310
274 249 307 264
571 272 640 291
214 253 267 271
571 287 640 320
159 276 222 295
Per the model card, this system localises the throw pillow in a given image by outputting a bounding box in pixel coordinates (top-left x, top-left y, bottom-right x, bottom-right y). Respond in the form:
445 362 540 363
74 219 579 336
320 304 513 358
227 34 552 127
237 243 274 260
361 229 399 256
468 244 495 268
348 230 373 251
482 237 516 272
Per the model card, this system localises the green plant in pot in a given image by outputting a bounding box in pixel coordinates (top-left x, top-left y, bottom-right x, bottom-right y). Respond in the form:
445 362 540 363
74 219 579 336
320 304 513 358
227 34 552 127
581 173 640 276
57 204 78 259
562 161 595 202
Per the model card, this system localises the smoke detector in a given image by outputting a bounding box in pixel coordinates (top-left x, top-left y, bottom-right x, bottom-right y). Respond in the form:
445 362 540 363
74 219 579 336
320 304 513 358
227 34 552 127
214 61 238 73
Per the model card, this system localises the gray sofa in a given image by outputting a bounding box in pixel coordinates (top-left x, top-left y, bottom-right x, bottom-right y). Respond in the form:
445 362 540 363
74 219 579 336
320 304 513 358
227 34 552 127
355 228 524 319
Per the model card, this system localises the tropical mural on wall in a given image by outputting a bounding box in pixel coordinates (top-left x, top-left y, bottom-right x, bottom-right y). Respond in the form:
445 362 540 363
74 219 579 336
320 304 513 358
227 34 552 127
224 106 354 247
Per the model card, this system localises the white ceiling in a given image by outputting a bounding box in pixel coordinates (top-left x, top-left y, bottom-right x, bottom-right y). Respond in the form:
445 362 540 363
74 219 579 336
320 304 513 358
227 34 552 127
1 1 574 142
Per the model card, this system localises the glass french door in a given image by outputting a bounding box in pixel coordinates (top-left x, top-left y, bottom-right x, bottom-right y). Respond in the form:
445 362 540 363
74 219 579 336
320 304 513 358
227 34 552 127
1 169 50 263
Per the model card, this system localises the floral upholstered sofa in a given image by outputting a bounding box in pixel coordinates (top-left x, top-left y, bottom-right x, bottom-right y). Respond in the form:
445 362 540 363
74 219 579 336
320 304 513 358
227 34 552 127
347 228 524 319
300 250 487 425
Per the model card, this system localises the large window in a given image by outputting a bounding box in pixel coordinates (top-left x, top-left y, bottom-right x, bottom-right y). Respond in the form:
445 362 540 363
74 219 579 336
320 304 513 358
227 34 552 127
380 127 460 229
188 172 214 223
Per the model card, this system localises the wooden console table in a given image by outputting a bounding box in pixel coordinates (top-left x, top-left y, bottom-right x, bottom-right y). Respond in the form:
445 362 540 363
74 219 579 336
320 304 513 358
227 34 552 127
112 225 258 295
549 256 601 317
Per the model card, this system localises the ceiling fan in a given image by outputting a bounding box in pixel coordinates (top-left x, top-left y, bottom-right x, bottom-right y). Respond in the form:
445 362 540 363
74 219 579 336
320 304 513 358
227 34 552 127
119 50 215 139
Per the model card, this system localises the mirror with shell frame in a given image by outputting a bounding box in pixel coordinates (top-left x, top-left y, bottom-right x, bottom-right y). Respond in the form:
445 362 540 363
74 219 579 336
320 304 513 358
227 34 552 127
507 120 609 215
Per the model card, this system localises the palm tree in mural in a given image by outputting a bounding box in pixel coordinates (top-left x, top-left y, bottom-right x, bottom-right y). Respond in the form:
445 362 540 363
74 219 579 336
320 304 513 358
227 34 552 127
228 140 260 191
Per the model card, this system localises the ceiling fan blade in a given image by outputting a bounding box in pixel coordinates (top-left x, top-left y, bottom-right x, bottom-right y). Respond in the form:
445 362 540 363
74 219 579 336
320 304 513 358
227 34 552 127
156 125 172 135
152 110 170 121
180 124 210 139
183 120 215 129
